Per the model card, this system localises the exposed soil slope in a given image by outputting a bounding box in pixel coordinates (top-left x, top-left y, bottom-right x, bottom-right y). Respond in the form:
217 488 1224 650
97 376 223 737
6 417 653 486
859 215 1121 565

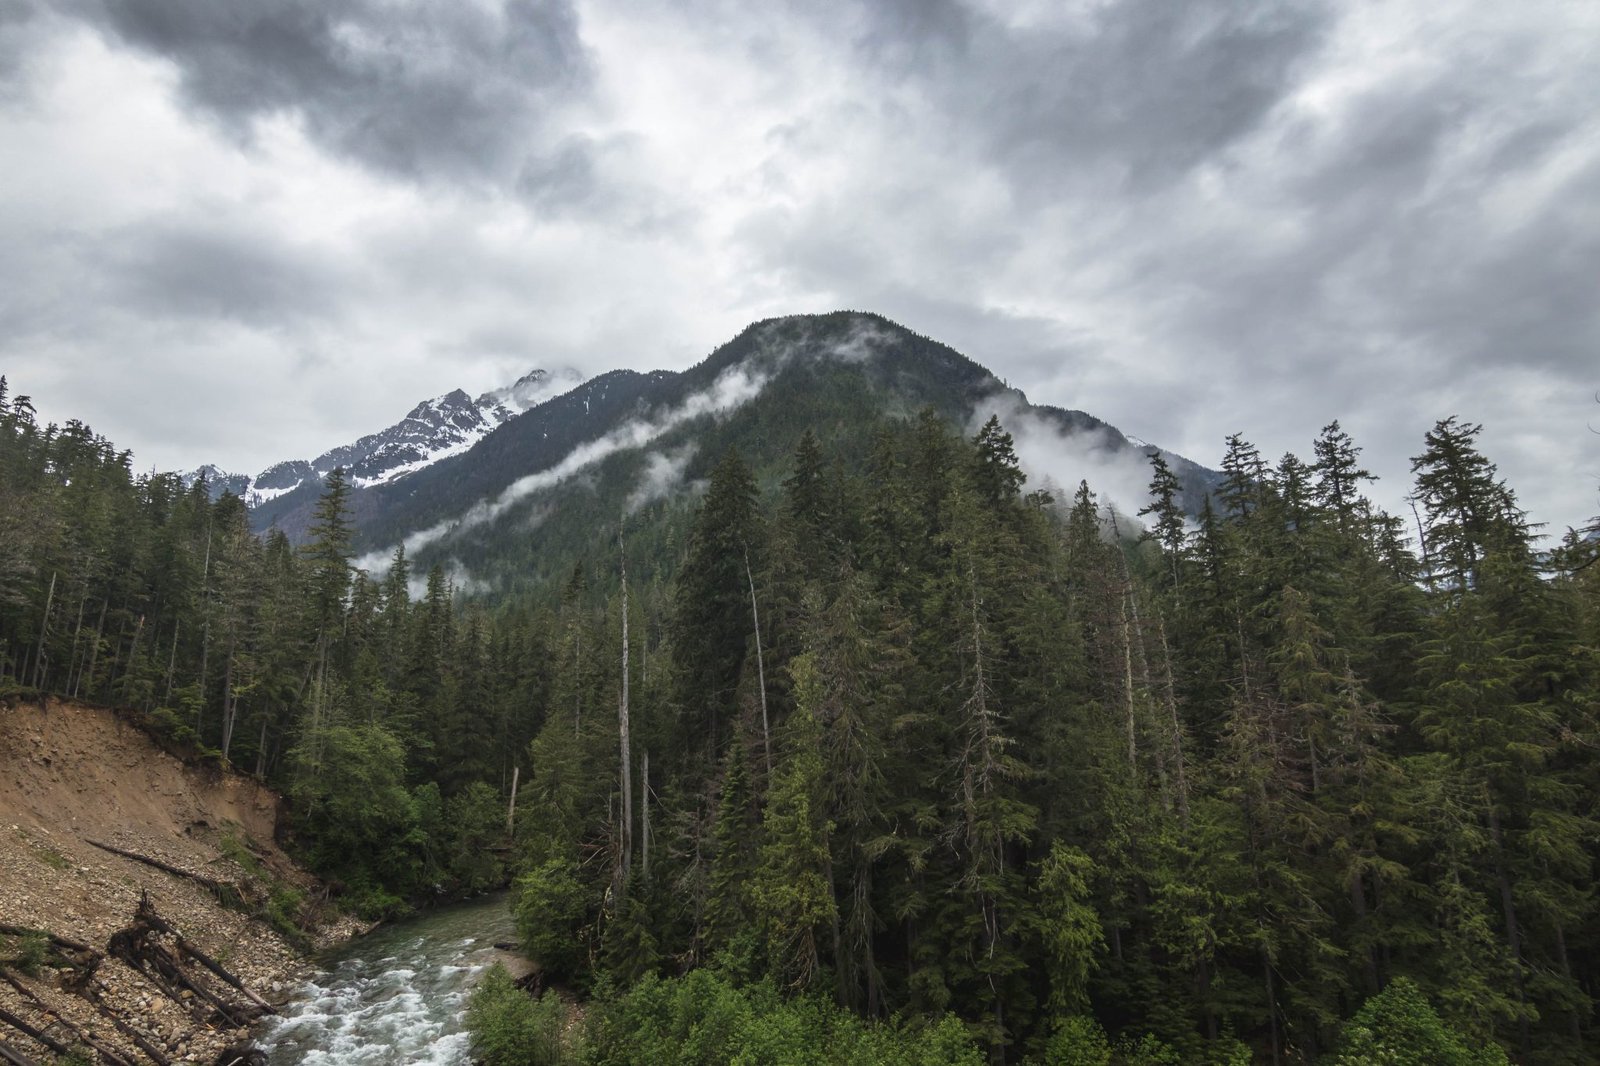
0 697 351 1064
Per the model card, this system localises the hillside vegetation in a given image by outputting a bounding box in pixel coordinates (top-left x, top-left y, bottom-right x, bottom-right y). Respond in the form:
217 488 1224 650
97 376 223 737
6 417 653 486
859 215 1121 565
1 359 1598 1062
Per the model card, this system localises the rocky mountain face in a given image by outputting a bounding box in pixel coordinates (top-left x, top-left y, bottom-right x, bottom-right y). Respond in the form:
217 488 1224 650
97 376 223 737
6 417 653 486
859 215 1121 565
183 367 585 508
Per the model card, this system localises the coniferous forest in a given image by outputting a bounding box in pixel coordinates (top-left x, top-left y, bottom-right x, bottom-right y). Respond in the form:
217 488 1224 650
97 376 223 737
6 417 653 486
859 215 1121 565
2 373 1599 1064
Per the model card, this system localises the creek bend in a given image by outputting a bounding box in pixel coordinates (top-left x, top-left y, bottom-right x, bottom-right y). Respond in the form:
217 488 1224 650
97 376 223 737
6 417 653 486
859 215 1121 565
256 893 517 1065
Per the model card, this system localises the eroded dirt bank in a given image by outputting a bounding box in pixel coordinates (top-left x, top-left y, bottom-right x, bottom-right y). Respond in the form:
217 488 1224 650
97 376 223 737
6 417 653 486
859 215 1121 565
0 697 359 1064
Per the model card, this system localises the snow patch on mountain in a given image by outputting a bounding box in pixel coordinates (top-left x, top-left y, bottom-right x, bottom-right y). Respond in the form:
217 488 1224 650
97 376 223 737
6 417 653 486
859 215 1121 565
358 361 768 574
476 366 585 419
187 366 589 505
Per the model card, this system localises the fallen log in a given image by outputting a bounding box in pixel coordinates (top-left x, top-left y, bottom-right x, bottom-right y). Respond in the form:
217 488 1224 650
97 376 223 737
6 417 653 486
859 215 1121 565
0 927 96 957
0 925 102 988
134 902 274 1014
107 929 223 1028
107 894 268 1030
0 1039 38 1066
77 983 172 1066
84 841 235 897
0 973 138 1066
0 1003 69 1059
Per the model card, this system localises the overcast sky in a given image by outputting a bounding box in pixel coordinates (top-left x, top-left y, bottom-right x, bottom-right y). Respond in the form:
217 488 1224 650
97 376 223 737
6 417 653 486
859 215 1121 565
2 0 1596 535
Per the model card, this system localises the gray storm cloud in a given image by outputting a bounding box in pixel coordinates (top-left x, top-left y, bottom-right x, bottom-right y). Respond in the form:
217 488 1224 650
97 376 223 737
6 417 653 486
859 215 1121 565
2 0 1596 537
75 0 594 187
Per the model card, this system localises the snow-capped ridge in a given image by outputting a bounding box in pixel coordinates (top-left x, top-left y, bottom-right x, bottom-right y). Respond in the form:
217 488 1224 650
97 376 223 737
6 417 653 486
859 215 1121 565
188 365 592 506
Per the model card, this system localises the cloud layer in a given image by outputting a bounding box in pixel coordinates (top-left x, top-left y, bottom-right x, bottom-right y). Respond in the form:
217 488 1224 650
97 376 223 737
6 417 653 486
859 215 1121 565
3 0 1597 534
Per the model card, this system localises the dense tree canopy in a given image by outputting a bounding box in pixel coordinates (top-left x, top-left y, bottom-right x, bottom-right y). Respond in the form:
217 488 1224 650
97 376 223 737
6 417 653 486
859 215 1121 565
2 377 1597 1063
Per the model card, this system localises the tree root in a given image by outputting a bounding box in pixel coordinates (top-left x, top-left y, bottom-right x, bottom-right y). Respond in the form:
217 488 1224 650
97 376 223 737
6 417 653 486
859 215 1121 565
107 893 272 1031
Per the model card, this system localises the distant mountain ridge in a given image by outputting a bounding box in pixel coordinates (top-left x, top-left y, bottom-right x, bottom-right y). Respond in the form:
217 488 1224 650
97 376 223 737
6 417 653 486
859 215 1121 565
194 312 1221 597
184 366 585 505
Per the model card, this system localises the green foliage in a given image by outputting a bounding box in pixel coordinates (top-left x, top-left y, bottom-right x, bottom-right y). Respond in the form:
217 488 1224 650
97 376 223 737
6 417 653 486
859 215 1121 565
287 721 423 918
1034 1016 1111 1065
265 883 309 944
581 969 984 1066
3 932 49 977
468 963 576 1066
1115 1034 1181 1065
1033 844 1105 1013
445 782 513 894
146 701 202 750
1332 977 1511 1066
5 352 1600 1062
514 857 591 983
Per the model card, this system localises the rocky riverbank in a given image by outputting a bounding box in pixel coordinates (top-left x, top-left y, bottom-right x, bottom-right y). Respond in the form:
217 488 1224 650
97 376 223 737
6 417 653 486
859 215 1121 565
0 697 362 1064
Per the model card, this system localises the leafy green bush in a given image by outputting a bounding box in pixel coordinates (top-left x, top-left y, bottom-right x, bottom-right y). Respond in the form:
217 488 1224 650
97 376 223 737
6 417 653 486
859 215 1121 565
581 969 984 1066
1332 977 1510 1066
444 781 510 893
4 932 49 977
146 703 200 748
1034 1015 1111 1065
1115 1034 1181 1066
468 963 574 1066
513 857 591 981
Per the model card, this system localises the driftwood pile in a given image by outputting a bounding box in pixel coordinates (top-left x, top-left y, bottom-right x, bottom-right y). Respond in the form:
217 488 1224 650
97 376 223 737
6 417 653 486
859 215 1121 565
0 893 273 1066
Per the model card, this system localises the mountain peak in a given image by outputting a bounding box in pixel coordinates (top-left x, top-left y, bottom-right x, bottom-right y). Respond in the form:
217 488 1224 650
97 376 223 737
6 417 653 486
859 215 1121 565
475 366 586 416
188 364 594 511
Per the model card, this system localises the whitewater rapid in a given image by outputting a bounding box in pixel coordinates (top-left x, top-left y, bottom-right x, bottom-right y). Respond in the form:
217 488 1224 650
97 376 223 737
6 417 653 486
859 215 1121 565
255 893 516 1065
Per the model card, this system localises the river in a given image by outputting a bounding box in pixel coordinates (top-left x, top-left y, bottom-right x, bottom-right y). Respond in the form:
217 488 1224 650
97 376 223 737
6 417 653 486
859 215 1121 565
255 893 517 1065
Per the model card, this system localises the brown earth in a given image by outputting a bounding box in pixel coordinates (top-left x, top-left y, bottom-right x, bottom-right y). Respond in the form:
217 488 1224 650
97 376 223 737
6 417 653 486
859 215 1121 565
0 696 361 1064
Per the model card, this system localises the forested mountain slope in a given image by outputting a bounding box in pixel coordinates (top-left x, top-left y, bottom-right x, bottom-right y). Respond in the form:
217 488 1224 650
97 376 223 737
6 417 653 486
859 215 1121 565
1 332 1597 1064
251 312 1218 600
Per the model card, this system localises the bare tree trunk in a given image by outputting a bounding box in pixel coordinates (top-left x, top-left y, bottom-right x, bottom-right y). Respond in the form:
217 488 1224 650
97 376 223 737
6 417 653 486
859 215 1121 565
254 716 269 777
196 528 212 731
506 765 520 836
164 621 179 703
29 571 56 690
641 748 651 881
220 638 238 759
745 549 771 778
1553 916 1581 1042
83 599 107 700
1119 592 1137 770
1488 804 1531 1059
122 614 145 703
1263 946 1281 1066
618 530 633 888
1155 613 1191 831
65 592 87 697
